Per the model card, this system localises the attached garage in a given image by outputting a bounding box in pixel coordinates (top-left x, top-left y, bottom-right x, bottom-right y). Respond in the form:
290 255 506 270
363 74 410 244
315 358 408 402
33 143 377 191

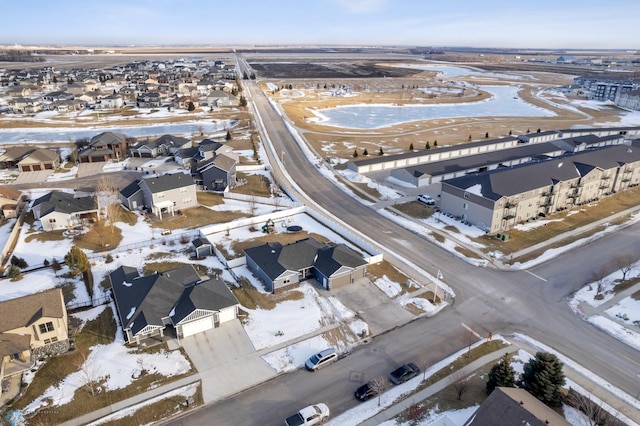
180 314 215 338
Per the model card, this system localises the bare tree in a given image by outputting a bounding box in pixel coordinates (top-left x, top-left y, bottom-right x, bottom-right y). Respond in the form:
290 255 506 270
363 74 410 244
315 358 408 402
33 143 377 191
452 370 470 401
370 376 387 407
249 194 258 217
105 202 122 233
567 388 626 426
614 252 637 281
591 267 609 297
76 352 101 396
418 355 430 381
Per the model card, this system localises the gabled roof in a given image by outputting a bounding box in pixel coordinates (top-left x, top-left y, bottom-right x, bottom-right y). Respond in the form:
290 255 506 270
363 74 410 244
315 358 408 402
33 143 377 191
172 278 239 324
193 237 212 248
0 333 31 358
0 186 22 201
18 148 59 164
153 134 189 148
90 131 127 148
109 264 238 337
245 238 366 281
32 190 96 216
464 387 570 426
140 173 194 193
0 288 65 333
314 244 367 277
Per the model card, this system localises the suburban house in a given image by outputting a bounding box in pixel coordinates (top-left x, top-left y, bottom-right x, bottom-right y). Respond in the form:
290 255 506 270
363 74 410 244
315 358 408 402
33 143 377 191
119 173 197 218
17 148 60 172
136 92 162 108
0 186 23 218
31 190 98 231
196 154 237 191
0 289 69 398
0 146 38 169
440 142 640 234
207 90 239 107
109 264 240 344
464 387 570 426
130 134 191 158
97 94 124 109
244 237 368 293
78 131 130 163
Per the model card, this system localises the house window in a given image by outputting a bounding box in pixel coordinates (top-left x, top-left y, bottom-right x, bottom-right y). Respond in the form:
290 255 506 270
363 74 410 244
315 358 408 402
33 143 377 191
463 192 470 199
183 198 192 204
180 187 187 193
463 203 468 210
157 193 165 199
44 337 58 344
49 218 56 223
39 322 54 333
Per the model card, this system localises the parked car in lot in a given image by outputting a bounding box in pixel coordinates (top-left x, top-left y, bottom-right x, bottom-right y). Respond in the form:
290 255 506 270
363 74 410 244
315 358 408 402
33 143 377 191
305 348 338 371
417 194 436 205
389 362 421 385
284 403 330 426
355 381 380 401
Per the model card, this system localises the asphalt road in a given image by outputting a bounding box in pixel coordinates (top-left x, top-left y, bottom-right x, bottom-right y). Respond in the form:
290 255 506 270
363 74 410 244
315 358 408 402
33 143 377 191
166 80 640 425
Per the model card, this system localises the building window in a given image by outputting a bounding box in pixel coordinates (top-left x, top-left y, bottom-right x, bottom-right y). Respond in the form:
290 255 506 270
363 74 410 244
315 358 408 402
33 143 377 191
180 187 187 193
39 322 54 333
463 192 470 199
43 337 58 344
49 218 56 223
463 203 468 210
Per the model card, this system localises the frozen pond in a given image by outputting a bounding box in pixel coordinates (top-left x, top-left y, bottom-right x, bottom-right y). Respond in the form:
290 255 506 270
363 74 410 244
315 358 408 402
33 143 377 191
0 120 229 144
396 64 527 80
313 85 555 129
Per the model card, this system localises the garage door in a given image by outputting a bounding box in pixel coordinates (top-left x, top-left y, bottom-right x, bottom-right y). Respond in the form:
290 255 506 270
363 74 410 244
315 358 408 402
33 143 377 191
181 315 214 338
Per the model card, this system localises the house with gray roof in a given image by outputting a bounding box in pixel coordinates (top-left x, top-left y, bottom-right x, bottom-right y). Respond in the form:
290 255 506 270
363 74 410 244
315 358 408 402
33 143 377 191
130 134 191 158
138 172 198 218
109 264 239 344
31 190 98 231
440 142 640 234
79 131 131 163
244 237 367 293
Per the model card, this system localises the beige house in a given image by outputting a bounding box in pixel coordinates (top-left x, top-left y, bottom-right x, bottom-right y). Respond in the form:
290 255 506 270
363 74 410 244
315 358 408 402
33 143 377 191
0 289 69 397
138 173 198 219
440 143 640 233
17 148 60 172
0 186 23 218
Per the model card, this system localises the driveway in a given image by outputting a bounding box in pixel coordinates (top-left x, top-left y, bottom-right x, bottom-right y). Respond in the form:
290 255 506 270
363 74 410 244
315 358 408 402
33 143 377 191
13 170 51 184
77 162 105 178
331 279 414 335
177 319 276 403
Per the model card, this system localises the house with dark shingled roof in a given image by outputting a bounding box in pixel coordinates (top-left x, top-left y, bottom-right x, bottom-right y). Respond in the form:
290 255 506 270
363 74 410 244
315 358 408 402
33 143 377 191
244 237 367 293
109 264 239 344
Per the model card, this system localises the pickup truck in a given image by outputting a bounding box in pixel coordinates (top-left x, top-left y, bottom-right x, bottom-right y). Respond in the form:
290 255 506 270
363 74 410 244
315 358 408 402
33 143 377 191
284 403 330 426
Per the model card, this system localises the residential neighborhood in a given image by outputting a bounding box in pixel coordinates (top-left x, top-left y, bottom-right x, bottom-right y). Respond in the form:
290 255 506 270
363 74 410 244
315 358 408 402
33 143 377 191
0 23 640 426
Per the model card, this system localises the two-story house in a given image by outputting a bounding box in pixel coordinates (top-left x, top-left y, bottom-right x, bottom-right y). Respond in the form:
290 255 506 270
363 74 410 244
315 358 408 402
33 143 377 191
0 289 69 398
119 173 197 218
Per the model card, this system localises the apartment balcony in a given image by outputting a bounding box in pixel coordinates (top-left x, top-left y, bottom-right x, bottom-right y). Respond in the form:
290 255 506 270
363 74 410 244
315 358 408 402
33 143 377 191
504 201 517 209
570 182 583 189
600 175 611 180
599 183 610 190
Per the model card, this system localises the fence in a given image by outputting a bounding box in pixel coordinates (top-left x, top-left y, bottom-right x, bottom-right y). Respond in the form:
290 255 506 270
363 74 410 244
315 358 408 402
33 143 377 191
223 191 303 208
0 207 28 270
86 229 201 259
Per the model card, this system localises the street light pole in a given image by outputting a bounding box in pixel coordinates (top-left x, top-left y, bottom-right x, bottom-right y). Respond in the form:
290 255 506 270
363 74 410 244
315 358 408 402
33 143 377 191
435 269 444 303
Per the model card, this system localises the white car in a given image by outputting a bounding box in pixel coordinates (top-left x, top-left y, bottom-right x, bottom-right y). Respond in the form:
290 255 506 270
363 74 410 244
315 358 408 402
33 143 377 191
305 348 338 371
284 403 330 426
417 194 436 205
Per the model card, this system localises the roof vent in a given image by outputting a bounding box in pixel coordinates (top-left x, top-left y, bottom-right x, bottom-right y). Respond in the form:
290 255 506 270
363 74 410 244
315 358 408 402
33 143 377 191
519 401 524 405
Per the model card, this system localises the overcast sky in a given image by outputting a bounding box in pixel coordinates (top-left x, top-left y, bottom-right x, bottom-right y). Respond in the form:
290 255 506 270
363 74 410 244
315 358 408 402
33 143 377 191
2 0 638 49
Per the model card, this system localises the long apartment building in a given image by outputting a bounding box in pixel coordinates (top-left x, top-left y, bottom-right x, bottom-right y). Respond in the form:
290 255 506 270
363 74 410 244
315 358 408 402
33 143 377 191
440 142 640 234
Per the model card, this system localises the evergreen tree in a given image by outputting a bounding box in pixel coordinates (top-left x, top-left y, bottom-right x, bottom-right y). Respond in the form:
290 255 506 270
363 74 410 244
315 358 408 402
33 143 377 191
187 101 195 112
378 147 384 156
10 255 27 269
522 351 565 406
6 264 22 281
434 140 438 147
486 353 516 395
353 149 358 158
363 148 369 156
537 128 541 133
485 132 489 138
65 245 90 277
508 130 512 135
409 143 414 151
468 135 472 141
225 129 232 141
239 96 247 107
425 142 430 150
